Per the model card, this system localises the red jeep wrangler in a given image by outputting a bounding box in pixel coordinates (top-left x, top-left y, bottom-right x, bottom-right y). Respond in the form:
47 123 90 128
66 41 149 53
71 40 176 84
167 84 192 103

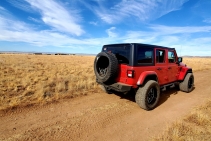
94 43 194 110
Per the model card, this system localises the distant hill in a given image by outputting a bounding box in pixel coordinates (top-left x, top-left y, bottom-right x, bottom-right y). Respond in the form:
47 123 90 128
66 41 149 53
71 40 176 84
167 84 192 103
0 51 96 56
1 51 211 57
182 56 211 58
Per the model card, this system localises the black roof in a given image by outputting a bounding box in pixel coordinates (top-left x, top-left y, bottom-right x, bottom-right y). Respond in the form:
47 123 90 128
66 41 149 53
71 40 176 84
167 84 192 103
103 43 175 50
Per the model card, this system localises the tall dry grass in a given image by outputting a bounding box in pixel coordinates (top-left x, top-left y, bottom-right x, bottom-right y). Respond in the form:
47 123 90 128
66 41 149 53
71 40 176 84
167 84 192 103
0 54 100 111
152 100 211 141
183 57 211 71
0 55 211 111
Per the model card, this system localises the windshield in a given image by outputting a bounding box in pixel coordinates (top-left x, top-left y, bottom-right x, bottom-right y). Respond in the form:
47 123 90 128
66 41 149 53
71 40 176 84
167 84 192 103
102 44 131 64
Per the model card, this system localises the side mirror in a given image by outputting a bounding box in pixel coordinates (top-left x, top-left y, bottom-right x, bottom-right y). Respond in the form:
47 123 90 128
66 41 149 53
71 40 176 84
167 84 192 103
178 57 183 63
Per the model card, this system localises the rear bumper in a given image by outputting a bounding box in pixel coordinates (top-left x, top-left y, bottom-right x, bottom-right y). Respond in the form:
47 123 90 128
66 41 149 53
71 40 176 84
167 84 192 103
97 80 132 93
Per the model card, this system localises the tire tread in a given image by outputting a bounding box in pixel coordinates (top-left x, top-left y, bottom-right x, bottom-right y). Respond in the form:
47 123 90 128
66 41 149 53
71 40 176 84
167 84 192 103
135 80 160 110
179 73 194 93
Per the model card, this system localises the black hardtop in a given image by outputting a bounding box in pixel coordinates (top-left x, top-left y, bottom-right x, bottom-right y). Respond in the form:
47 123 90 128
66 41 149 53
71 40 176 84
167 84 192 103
103 43 175 50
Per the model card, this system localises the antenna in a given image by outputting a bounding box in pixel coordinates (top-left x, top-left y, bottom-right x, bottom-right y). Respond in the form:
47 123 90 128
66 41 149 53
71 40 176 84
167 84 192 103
180 45 182 57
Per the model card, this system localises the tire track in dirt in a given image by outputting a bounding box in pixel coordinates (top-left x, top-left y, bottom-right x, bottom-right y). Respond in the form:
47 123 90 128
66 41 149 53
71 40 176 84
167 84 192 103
0 94 135 140
0 70 211 141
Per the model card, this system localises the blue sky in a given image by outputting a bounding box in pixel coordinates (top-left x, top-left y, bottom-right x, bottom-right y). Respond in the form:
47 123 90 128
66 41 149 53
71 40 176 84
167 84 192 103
0 0 211 56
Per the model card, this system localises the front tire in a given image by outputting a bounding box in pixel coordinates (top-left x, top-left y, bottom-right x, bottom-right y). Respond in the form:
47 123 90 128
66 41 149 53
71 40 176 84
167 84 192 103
179 73 194 92
135 80 160 110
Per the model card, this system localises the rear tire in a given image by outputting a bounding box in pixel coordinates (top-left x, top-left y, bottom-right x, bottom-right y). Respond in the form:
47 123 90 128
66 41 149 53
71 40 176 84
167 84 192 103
179 73 194 92
94 52 118 83
135 80 160 110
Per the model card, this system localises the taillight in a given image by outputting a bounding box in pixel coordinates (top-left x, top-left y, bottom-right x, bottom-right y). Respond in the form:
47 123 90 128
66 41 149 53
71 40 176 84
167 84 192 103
127 70 134 78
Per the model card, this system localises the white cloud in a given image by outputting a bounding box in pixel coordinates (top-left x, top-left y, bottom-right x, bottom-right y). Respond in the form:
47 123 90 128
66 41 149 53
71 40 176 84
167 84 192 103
121 25 211 56
28 17 41 23
0 15 112 48
149 25 211 35
7 0 34 13
0 5 14 18
203 18 211 24
0 6 5 11
1 12 211 56
87 0 189 24
106 27 117 38
123 25 211 46
25 0 84 36
89 21 98 26
0 17 32 32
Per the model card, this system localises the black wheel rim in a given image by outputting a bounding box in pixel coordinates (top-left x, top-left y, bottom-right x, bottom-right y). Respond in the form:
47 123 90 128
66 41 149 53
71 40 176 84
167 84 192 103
188 77 193 89
96 56 109 77
147 87 157 105
98 68 108 77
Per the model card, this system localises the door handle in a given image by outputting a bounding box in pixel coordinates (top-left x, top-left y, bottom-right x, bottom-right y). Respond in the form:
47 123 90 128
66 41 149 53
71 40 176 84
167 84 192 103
168 67 171 69
157 67 162 70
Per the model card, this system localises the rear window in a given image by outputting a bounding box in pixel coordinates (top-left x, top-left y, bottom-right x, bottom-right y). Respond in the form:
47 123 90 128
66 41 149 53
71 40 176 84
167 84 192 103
102 44 131 64
137 46 154 65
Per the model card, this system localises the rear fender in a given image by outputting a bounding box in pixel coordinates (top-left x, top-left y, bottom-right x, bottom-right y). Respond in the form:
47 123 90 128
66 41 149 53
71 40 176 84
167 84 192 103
137 71 158 86
178 67 193 81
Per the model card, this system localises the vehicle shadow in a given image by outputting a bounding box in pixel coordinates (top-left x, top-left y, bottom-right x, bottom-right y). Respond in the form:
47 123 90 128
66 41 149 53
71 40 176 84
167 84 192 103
111 90 136 102
157 87 179 107
157 86 195 107
111 86 195 108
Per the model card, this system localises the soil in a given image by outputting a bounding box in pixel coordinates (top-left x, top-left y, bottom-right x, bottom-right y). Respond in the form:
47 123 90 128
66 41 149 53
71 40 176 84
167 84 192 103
0 70 211 141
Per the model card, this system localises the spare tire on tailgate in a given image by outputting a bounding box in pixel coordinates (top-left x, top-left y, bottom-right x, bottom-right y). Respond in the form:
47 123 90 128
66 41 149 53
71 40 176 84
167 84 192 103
94 52 118 83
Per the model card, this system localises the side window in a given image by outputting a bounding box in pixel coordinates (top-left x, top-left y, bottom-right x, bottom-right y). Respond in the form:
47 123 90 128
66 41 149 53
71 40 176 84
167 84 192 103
168 51 176 63
156 50 165 63
137 47 153 64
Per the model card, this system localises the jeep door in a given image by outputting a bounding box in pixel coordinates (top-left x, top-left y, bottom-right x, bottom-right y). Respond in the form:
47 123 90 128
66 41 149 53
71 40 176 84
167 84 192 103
167 50 178 82
155 49 168 85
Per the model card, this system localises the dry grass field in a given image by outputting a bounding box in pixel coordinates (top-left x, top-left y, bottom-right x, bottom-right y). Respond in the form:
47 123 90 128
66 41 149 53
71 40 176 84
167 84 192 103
152 100 211 141
0 54 211 111
0 54 100 111
183 57 211 71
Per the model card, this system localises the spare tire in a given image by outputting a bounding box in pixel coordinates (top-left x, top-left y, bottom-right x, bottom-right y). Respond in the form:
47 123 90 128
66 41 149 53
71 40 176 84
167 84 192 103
94 52 118 83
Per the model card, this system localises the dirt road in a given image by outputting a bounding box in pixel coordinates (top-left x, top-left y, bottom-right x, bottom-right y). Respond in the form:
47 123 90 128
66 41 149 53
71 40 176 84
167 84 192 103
0 70 211 141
